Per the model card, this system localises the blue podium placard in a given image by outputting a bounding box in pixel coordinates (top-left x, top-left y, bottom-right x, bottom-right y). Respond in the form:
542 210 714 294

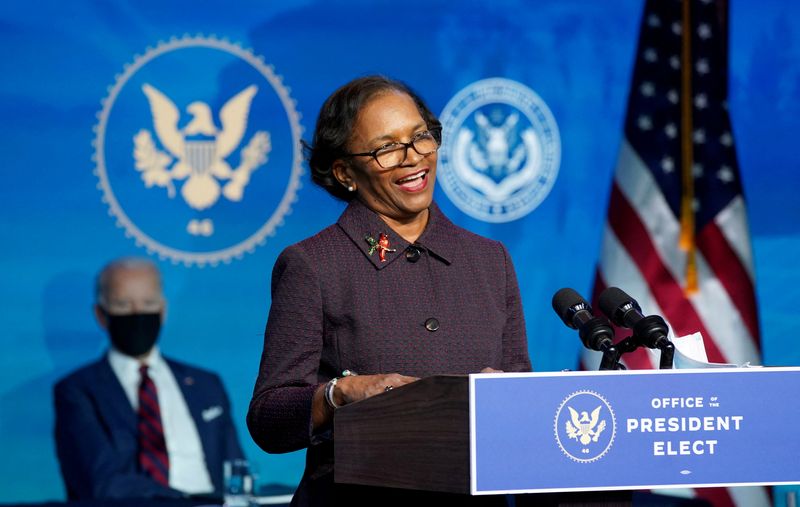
469 367 800 495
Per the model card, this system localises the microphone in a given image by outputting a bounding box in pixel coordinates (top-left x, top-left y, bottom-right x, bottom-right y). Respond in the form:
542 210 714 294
552 288 618 369
597 287 670 349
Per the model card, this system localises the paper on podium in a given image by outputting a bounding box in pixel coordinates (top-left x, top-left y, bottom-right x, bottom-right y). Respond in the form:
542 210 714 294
672 331 758 368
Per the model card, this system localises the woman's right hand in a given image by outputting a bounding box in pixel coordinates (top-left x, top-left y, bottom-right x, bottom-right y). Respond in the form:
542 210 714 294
334 373 418 406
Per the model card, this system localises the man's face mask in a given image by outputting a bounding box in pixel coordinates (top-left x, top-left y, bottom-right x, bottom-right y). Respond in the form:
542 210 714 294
105 312 162 357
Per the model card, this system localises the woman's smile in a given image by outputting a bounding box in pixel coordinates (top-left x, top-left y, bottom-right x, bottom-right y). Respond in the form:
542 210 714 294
394 168 429 192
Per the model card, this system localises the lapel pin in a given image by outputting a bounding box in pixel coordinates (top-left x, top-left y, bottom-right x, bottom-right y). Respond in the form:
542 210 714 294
365 232 396 262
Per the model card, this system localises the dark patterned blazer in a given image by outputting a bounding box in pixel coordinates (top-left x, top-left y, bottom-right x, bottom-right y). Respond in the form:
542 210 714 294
248 199 531 506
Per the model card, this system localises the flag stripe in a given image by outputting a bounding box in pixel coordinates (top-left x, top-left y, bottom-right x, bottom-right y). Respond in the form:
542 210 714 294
694 488 735 507
598 228 671 369
697 219 759 342
596 225 662 370
613 140 758 363
728 485 773 507
595 230 665 370
606 183 726 362
614 140 686 285
692 251 759 364
715 196 755 279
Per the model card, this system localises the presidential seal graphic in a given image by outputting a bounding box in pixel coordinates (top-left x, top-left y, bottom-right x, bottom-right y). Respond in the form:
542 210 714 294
554 390 616 463
438 78 560 223
93 35 303 266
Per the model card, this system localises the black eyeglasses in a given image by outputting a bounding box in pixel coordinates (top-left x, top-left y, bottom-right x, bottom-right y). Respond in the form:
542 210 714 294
343 129 441 169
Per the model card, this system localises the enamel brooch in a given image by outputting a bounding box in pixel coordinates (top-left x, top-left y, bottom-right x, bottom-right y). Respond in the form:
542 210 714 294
365 232 396 262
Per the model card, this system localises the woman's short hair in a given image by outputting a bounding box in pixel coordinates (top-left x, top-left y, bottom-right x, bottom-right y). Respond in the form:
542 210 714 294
304 75 441 202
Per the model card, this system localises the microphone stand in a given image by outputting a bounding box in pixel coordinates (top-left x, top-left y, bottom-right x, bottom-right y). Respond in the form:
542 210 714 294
609 335 675 370
598 342 619 371
657 340 675 369
609 335 639 370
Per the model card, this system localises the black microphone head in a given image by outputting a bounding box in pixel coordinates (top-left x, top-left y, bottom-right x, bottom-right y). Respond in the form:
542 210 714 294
598 287 641 327
552 288 591 329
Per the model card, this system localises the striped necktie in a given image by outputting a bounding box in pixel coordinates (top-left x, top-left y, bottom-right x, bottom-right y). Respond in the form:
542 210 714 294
137 365 169 486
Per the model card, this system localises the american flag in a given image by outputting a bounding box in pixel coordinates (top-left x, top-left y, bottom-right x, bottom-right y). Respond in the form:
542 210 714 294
583 0 767 506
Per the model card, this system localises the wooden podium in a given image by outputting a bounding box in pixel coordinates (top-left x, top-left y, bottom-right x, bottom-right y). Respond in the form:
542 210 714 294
331 373 762 506
335 375 471 494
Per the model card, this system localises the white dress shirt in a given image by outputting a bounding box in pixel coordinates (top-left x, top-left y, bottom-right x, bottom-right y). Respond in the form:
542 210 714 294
108 347 214 494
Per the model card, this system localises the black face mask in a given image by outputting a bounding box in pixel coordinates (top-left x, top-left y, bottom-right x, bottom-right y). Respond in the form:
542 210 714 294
105 312 162 357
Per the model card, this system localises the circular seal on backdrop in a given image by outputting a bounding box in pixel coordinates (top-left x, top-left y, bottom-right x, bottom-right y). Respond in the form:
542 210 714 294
93 35 303 266
438 78 560 223
554 390 616 463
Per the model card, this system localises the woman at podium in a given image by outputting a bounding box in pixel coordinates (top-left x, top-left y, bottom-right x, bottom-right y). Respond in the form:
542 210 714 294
247 75 531 506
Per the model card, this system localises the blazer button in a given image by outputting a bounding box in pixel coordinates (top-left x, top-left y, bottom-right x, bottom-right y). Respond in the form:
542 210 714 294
424 318 440 332
405 246 421 263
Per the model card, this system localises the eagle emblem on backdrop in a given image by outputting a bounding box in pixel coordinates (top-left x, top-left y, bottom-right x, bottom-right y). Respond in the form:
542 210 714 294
136 84 271 215
554 391 616 463
93 35 303 266
438 78 561 223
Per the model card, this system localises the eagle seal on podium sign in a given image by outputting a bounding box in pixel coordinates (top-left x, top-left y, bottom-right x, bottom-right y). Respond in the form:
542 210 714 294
555 390 616 463
566 405 607 446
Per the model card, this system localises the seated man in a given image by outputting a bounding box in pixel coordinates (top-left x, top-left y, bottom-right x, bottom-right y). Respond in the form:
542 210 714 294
54 257 244 500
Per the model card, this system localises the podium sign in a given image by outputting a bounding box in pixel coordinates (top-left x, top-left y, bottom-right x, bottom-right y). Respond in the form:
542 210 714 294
470 367 800 495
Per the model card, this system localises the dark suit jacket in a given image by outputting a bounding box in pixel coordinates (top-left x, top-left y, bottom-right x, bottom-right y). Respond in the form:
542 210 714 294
248 200 531 506
54 354 244 500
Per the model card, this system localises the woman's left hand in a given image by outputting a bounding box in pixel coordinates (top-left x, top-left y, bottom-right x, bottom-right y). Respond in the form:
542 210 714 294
336 372 418 405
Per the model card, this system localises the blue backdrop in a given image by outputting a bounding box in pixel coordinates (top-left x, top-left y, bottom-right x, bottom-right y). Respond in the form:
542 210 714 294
1 0 798 502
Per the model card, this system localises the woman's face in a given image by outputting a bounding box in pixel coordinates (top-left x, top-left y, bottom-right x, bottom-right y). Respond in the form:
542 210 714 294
336 91 437 222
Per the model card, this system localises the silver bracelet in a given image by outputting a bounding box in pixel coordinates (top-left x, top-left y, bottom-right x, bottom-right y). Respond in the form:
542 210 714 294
324 377 340 409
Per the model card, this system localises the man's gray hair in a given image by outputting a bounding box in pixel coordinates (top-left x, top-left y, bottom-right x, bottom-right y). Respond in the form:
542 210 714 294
95 257 162 306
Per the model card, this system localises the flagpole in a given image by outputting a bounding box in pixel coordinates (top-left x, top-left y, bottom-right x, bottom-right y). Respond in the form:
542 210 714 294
680 0 699 294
